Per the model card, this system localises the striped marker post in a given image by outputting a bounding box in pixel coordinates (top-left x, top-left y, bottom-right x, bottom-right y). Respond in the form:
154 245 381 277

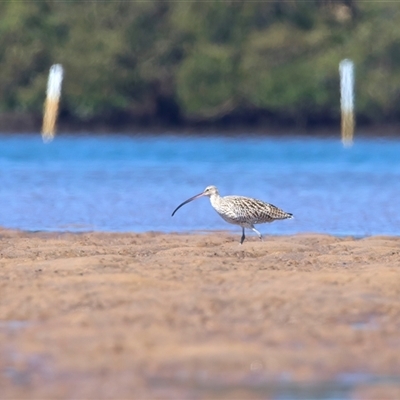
339 59 355 147
42 64 64 142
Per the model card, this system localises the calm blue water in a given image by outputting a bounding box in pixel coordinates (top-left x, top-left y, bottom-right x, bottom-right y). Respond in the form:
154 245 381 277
1 133 399 236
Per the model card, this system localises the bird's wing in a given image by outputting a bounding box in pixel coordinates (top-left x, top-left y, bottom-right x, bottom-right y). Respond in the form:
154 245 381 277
223 196 292 224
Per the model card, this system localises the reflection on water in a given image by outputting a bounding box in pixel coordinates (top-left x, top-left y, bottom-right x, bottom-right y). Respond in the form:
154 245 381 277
0 133 400 236
1 323 399 398
2 342 400 399
0 320 31 333
147 371 400 400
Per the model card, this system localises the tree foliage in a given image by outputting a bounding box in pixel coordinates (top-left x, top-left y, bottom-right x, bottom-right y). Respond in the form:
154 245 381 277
0 1 400 127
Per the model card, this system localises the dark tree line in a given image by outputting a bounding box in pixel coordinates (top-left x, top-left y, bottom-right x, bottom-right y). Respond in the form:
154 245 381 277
0 1 399 129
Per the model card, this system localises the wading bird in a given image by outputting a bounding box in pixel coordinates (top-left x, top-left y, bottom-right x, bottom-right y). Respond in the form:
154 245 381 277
172 185 293 244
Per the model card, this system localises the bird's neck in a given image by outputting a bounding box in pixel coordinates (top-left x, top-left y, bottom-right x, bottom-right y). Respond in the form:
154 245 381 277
209 193 221 208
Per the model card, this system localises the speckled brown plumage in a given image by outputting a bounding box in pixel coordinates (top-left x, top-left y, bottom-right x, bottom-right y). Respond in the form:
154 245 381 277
213 195 292 225
172 185 293 244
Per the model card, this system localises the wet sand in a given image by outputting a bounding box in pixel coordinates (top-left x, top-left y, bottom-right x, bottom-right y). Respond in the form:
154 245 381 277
1 229 400 399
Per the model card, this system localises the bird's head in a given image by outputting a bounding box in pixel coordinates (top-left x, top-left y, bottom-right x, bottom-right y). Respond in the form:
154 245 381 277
202 185 219 197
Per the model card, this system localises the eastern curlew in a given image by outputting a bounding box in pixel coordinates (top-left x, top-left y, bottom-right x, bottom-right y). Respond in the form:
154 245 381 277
171 185 293 244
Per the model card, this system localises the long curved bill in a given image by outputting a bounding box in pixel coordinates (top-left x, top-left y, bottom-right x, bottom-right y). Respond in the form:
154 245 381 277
171 192 205 216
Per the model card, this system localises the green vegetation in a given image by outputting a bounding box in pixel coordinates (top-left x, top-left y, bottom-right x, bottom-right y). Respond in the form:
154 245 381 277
1 1 400 128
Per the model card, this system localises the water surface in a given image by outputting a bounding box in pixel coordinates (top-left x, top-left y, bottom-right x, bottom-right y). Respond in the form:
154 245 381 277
1 133 399 236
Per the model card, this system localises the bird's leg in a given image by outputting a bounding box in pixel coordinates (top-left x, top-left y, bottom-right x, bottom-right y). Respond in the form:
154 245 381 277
251 226 263 241
240 227 246 245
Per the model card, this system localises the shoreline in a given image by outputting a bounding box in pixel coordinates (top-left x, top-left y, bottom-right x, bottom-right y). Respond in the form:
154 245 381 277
1 227 399 240
1 230 400 398
0 118 400 138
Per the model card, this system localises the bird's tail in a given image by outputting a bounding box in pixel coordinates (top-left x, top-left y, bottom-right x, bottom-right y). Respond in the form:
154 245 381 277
271 205 293 220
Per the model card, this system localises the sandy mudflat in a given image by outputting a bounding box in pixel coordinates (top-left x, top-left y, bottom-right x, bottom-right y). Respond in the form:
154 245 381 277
1 229 400 399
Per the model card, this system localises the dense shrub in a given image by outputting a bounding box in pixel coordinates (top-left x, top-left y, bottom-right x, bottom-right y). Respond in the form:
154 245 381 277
0 1 399 127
